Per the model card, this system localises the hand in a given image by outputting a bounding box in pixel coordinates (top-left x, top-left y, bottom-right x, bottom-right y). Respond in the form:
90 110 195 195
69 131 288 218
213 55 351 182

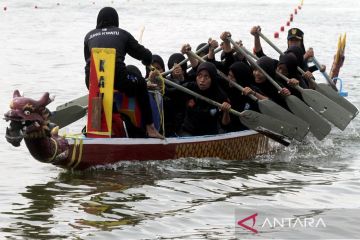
242 87 255 96
208 38 219 50
302 70 314 81
279 88 291 97
181 44 191 54
235 40 243 47
172 64 184 80
220 31 231 42
320 64 326 72
287 78 299 87
148 70 160 83
220 102 231 112
147 81 159 90
250 26 261 37
304 48 314 61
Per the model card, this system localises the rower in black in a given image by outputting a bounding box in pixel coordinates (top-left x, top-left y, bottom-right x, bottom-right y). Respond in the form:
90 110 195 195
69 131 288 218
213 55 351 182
252 56 291 110
180 62 231 136
223 62 259 132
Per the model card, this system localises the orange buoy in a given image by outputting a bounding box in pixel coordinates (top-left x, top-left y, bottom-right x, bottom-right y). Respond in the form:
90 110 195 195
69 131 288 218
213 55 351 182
286 21 290 26
280 26 285 32
274 32 279 38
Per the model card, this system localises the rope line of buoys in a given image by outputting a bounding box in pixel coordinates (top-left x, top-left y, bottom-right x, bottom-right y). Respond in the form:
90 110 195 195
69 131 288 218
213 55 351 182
274 0 304 38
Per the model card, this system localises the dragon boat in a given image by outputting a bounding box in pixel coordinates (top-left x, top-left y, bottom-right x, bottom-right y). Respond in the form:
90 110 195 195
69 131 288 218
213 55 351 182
4 47 280 171
4 37 350 171
4 90 277 170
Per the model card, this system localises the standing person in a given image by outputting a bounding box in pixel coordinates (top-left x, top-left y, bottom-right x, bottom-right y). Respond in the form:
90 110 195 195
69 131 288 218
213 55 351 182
84 6 163 139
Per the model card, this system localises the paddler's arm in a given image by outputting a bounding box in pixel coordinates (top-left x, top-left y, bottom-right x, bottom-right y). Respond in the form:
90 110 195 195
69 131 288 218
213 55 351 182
181 44 199 69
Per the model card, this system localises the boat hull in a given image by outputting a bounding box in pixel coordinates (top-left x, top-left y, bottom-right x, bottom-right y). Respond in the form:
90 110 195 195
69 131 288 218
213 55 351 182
58 130 277 170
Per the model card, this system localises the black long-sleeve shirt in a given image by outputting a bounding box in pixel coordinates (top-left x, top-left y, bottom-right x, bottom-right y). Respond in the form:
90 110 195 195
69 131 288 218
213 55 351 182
84 27 152 90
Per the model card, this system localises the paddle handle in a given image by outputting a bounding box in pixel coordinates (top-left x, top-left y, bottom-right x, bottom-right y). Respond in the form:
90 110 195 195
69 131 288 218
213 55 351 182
312 57 338 91
162 43 210 77
163 78 242 117
258 31 336 91
187 50 258 102
258 32 284 56
228 37 283 91
242 45 304 92
185 46 222 71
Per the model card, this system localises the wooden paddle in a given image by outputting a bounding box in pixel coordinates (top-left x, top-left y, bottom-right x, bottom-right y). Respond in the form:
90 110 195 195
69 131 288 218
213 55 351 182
162 43 211 77
163 78 293 146
241 45 354 130
228 37 332 140
258 31 358 118
56 95 88 111
50 105 87 129
276 70 353 130
187 50 309 141
312 56 358 119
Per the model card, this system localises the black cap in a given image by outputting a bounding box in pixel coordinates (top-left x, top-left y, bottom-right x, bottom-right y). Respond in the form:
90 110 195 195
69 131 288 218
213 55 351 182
287 28 304 40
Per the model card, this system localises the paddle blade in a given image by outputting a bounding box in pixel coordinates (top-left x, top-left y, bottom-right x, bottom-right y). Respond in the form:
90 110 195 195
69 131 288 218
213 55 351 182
255 127 291 146
50 105 87 129
56 94 88 111
239 110 296 140
285 95 331 140
315 83 358 118
258 99 309 141
300 88 353 130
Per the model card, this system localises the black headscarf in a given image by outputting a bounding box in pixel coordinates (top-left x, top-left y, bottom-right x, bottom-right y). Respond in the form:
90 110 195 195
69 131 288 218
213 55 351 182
126 65 142 78
96 7 119 29
192 62 226 101
196 62 217 80
151 54 165 71
256 56 277 80
122 65 143 97
254 57 289 109
229 62 254 87
196 43 209 56
278 53 298 79
285 46 305 69
168 53 187 73
281 49 309 89
145 54 165 78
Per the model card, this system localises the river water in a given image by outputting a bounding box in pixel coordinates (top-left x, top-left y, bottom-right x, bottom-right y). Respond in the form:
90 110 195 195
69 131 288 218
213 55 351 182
0 0 359 239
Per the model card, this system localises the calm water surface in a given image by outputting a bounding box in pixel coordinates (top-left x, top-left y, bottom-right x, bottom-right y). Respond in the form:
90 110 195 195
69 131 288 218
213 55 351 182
0 0 360 239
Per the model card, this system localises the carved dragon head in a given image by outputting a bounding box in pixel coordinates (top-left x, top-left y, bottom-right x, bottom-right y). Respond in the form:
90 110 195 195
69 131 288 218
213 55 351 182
4 90 54 146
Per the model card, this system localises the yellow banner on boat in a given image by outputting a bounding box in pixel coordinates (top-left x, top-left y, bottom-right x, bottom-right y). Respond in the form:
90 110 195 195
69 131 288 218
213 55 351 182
88 48 115 136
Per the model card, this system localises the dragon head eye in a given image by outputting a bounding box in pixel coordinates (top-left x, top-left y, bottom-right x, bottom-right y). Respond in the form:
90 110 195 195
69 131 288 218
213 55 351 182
24 110 31 116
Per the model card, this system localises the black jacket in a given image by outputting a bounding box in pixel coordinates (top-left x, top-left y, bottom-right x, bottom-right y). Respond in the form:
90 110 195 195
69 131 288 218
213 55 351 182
84 7 152 90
